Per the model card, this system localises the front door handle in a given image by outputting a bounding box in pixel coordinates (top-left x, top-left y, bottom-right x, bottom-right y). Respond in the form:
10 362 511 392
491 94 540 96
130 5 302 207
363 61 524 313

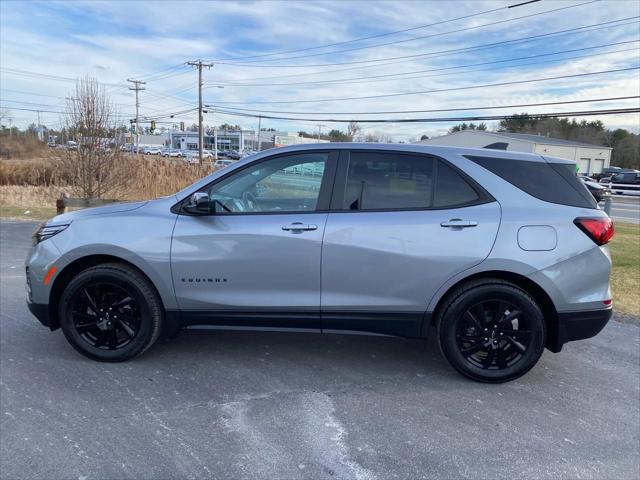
282 222 318 232
440 219 478 228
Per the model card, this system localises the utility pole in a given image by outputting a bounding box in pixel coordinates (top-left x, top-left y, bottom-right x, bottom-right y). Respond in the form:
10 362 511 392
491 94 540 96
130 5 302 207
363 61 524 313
257 115 262 151
36 110 42 142
316 123 326 142
127 78 146 155
187 60 214 164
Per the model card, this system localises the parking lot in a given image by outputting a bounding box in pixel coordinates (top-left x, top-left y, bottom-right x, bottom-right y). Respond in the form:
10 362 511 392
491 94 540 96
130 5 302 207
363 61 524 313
1 220 639 479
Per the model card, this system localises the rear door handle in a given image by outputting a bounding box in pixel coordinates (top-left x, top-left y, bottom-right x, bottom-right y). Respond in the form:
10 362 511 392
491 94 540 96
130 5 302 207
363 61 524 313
440 219 478 228
282 222 318 232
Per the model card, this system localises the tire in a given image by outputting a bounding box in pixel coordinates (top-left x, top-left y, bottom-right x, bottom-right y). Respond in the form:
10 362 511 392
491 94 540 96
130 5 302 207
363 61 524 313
59 263 163 362
436 279 546 383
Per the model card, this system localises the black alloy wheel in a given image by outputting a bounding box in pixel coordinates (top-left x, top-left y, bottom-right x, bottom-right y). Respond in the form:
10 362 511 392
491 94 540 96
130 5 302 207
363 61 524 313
59 263 162 361
437 279 545 383
455 300 532 371
69 282 141 351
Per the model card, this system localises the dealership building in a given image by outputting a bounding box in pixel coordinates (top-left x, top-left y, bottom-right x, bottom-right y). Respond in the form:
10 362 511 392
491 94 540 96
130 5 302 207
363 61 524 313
418 131 612 175
169 130 328 152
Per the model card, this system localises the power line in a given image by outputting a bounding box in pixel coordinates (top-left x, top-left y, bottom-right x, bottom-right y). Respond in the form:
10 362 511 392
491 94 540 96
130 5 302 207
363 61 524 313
215 14 636 68
211 3 513 62
133 63 190 81
208 17 638 74
209 41 639 88
211 107 640 124
0 105 135 118
216 0 598 65
0 67 128 88
206 96 640 117
209 66 640 106
0 88 67 99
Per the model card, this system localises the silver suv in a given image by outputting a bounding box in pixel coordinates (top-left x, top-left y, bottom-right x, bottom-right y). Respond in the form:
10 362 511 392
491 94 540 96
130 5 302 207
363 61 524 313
26 144 614 382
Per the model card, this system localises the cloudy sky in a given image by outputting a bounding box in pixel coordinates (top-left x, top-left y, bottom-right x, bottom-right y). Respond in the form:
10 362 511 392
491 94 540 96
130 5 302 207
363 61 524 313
1 0 639 140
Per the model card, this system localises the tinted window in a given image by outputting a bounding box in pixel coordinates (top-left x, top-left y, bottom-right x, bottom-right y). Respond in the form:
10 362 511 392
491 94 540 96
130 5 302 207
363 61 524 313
343 152 434 210
207 153 328 213
434 161 481 207
465 155 597 209
343 152 482 210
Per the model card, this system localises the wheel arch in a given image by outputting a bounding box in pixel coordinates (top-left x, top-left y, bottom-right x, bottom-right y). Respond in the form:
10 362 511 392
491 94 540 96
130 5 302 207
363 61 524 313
48 255 165 331
428 270 560 352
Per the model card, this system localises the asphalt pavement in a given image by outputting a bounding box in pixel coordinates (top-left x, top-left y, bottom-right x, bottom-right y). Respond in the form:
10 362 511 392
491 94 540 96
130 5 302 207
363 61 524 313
1 220 639 480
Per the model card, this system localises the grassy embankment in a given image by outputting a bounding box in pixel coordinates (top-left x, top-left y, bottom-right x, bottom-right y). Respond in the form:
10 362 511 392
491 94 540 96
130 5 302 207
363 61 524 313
610 222 640 316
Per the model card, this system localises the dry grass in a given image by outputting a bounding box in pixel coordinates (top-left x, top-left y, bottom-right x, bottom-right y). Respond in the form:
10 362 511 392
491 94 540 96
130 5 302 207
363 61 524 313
0 136 50 160
0 156 214 203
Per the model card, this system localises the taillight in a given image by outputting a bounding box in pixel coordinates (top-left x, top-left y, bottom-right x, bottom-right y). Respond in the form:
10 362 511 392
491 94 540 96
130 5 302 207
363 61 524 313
574 217 615 246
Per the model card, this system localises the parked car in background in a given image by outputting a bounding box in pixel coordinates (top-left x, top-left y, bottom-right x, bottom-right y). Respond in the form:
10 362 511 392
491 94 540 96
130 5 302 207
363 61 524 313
26 144 613 383
183 151 200 164
600 170 640 195
143 146 163 155
226 150 242 160
579 175 609 202
161 148 184 158
593 166 623 181
213 159 234 169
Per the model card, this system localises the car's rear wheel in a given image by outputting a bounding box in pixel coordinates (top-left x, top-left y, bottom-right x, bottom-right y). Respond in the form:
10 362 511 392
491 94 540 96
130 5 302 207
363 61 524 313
437 279 545 383
59 263 162 362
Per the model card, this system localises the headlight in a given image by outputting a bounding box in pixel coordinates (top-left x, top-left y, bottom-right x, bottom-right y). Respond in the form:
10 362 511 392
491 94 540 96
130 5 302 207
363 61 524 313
32 223 70 245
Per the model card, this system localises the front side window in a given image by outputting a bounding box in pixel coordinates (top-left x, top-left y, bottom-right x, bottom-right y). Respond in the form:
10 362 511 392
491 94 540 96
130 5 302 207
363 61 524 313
342 151 481 210
206 152 328 214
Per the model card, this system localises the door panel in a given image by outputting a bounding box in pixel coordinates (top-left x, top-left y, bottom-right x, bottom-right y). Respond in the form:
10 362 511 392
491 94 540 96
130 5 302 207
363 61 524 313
321 203 501 314
170 151 337 329
172 213 327 313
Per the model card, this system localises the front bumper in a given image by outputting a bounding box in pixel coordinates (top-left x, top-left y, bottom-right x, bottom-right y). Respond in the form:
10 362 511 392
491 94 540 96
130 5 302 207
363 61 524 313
549 307 613 352
27 300 52 328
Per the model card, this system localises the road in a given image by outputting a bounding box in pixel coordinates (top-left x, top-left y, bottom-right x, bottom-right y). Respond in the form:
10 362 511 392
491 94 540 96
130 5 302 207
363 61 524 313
1 220 638 480
605 196 640 224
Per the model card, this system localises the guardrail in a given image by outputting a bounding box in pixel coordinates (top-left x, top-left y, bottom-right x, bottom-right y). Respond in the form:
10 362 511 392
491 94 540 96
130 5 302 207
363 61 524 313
604 182 640 196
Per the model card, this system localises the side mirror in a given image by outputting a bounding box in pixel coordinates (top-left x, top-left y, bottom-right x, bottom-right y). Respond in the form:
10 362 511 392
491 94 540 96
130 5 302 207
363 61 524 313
184 192 210 214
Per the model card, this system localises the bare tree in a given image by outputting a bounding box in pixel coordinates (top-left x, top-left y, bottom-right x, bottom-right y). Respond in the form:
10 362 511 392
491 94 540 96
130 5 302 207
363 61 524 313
347 121 361 140
58 77 132 199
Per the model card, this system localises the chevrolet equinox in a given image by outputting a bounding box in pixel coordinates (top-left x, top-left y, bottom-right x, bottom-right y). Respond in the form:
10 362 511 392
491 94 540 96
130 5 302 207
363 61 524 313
26 144 614 382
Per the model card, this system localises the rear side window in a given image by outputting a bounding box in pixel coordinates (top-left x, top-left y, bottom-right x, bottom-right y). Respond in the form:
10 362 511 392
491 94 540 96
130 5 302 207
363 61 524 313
342 151 485 210
434 161 481 207
465 155 597 209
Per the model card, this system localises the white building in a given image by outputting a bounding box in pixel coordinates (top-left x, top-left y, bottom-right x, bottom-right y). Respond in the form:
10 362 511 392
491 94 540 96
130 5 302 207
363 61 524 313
418 131 612 175
169 130 329 152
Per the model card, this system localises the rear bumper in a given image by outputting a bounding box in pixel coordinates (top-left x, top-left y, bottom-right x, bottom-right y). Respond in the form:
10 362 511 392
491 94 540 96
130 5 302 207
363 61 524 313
549 307 613 352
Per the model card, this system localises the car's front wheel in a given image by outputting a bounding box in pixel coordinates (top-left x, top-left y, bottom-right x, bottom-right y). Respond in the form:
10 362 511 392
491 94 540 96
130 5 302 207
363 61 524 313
437 279 545 383
59 263 163 362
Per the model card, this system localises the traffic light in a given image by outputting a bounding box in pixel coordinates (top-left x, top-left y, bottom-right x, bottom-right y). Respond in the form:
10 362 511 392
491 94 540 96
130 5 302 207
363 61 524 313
150 120 156 132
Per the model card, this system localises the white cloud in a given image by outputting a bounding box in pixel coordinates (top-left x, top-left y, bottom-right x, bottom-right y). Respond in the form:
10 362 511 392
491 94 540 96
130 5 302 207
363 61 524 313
1 0 638 136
